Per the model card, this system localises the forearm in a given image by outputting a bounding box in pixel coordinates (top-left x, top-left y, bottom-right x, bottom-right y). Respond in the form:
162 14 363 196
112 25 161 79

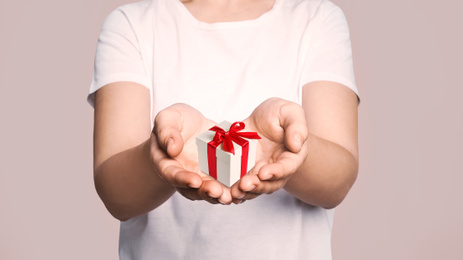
284 133 358 209
94 139 175 221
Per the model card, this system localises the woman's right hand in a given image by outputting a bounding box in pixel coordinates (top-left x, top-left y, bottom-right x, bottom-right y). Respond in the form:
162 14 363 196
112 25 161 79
150 104 233 205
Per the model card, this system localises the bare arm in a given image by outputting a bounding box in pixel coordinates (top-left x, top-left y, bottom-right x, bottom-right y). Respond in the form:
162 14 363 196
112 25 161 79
285 81 359 208
93 82 234 221
93 82 175 221
231 81 358 208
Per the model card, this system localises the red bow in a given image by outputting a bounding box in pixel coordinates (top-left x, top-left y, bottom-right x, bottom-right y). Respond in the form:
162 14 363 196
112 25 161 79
208 122 261 155
207 122 261 180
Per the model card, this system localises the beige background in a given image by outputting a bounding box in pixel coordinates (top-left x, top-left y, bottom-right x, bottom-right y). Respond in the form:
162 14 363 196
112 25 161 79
1 0 462 259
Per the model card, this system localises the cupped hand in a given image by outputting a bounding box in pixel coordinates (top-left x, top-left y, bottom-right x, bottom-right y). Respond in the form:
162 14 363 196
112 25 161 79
230 98 309 203
150 104 233 204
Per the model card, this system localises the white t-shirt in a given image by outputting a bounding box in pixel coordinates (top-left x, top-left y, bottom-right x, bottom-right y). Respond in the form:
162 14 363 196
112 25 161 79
89 0 358 259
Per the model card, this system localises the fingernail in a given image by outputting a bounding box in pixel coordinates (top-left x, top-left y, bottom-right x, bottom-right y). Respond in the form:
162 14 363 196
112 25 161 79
187 180 201 189
166 137 174 148
260 174 271 180
245 185 256 192
218 198 226 205
207 192 218 199
294 134 303 148
237 193 245 199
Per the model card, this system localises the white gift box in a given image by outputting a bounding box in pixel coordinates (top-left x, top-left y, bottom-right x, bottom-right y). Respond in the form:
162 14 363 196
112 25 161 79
196 121 258 187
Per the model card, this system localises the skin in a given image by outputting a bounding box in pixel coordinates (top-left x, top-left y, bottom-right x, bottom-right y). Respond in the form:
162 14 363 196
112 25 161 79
232 82 359 207
181 0 276 23
92 0 359 221
93 81 358 221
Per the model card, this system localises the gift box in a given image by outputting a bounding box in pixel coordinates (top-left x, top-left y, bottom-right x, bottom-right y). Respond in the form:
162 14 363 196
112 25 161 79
196 121 261 187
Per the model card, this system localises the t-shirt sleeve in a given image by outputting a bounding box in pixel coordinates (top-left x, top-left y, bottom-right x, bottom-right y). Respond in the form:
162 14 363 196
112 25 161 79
87 8 149 107
300 3 358 99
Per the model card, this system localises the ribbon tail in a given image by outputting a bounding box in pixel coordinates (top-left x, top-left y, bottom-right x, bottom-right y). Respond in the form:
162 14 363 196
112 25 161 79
207 143 218 180
240 141 250 177
223 137 235 155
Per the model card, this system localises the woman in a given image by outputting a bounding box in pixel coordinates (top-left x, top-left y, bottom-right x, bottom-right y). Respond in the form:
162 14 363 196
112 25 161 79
89 0 359 258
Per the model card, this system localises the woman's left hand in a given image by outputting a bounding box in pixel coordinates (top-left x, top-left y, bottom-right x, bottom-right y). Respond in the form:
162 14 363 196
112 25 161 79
230 98 309 203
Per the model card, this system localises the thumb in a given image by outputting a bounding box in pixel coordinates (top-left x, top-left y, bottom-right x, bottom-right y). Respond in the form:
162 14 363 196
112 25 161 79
153 108 184 157
280 103 309 153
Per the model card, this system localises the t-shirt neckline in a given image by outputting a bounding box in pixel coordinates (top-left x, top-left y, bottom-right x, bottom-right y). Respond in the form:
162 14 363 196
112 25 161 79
172 0 281 30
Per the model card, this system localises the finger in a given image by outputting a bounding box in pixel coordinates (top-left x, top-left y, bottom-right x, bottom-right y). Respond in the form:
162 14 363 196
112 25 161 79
245 179 287 195
279 102 309 153
232 176 283 200
230 180 244 204
230 174 259 199
150 134 201 188
199 179 233 205
218 186 233 205
199 179 222 199
230 159 267 200
176 187 204 201
154 108 184 157
247 160 266 176
175 178 232 205
239 174 285 197
231 190 261 203
232 195 260 204
162 165 203 189
257 155 302 181
177 187 223 204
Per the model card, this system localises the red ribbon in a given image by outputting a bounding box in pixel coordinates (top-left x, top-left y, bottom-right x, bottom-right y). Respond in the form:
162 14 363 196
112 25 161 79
207 122 261 180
